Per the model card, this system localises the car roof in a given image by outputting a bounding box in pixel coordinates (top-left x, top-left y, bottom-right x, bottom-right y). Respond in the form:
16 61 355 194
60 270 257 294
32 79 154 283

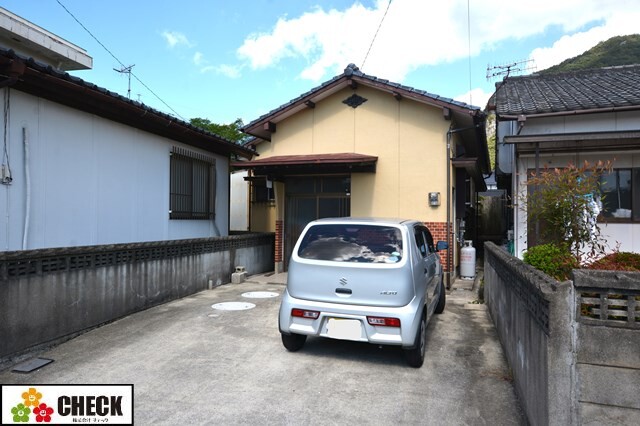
307 217 419 227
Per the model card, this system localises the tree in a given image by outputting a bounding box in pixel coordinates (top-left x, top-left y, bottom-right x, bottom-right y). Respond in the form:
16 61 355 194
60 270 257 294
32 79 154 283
523 160 612 264
189 117 249 144
485 113 496 171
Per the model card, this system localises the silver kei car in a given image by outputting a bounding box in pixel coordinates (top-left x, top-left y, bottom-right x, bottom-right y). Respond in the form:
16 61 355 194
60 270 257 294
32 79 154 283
279 217 448 367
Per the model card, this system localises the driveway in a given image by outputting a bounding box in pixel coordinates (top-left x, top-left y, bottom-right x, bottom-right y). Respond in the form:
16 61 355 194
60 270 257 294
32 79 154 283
0 274 524 425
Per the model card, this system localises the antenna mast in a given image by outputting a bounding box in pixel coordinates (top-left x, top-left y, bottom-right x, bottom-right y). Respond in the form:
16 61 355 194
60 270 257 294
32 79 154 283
114 64 135 98
486 59 536 81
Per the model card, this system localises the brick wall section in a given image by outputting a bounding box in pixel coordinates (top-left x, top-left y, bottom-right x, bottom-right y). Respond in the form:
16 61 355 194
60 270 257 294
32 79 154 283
275 220 283 263
424 221 451 272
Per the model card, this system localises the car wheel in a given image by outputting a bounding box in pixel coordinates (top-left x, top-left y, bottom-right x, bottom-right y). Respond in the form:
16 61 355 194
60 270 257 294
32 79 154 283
404 314 426 368
281 332 307 352
435 278 446 314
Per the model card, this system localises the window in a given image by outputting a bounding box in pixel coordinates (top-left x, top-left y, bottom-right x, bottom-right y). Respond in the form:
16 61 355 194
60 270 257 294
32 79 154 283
251 179 274 203
297 224 403 263
415 226 435 257
423 228 435 253
170 147 216 220
599 169 640 222
414 228 427 257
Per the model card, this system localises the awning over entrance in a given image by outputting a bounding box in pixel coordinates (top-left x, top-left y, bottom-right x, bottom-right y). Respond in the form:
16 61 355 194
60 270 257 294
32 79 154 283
451 156 487 192
231 153 377 177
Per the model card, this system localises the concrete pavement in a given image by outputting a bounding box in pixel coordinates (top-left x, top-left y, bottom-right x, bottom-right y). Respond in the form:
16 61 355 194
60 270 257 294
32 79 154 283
0 272 524 425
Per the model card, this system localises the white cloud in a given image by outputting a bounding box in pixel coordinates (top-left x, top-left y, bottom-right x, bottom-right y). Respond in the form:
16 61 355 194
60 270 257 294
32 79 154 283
192 50 242 78
454 87 493 109
200 64 243 79
528 11 640 71
235 0 640 82
193 52 204 66
162 31 194 48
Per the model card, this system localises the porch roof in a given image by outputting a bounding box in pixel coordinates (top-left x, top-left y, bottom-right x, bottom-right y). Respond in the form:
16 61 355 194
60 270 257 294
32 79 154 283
231 152 377 176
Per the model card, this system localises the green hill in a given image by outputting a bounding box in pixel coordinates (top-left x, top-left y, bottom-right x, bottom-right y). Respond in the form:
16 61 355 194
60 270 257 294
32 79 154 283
539 34 640 74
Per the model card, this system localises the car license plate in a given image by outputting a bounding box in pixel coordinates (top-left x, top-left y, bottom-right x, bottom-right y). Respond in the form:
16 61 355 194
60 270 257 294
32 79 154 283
326 318 362 340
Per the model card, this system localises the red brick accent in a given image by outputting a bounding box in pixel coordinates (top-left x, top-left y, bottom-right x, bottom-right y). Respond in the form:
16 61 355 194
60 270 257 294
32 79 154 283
275 220 284 262
424 221 452 272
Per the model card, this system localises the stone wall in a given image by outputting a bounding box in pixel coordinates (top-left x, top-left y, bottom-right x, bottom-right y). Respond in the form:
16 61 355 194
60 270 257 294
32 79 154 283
0 234 274 363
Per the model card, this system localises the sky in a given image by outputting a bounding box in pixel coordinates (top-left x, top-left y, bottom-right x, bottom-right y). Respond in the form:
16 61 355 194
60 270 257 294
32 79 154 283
3 0 640 126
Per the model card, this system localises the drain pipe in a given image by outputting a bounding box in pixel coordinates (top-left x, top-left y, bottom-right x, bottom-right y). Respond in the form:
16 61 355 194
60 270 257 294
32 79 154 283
22 127 30 250
446 130 452 288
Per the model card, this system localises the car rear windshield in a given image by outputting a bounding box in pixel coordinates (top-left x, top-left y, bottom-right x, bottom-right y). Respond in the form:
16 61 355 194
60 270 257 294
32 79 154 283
297 224 403 263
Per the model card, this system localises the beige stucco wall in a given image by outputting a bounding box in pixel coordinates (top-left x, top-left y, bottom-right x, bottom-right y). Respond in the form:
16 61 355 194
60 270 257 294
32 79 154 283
255 85 452 222
250 203 276 232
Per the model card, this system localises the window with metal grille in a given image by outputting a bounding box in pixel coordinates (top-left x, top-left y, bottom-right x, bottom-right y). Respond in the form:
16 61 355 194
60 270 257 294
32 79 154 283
170 147 216 220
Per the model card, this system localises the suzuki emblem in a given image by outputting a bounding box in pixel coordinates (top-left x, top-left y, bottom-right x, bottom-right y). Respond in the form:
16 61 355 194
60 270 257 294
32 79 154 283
339 277 348 286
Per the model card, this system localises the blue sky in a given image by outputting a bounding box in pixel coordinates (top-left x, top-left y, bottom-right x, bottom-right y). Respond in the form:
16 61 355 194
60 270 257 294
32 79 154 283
3 0 639 125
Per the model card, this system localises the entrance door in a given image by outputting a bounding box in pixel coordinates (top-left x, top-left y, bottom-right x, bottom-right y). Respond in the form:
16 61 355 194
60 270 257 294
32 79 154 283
284 176 350 269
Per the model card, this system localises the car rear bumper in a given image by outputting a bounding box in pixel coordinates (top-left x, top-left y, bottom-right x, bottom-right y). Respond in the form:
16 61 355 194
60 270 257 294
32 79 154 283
279 289 423 348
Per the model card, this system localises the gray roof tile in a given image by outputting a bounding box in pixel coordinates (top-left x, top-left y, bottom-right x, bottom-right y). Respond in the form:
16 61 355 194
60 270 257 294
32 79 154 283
496 65 640 115
244 63 480 130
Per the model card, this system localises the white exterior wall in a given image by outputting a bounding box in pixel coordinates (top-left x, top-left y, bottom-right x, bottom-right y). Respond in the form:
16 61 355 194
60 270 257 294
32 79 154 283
0 89 229 251
508 111 640 257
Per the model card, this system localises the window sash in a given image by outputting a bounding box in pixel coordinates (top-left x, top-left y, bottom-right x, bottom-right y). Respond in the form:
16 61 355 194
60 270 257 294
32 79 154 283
599 169 634 222
170 147 216 220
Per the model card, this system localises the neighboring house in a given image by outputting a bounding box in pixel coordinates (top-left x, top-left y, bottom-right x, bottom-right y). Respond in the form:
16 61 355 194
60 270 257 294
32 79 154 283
0 9 253 251
493 65 640 257
233 64 490 282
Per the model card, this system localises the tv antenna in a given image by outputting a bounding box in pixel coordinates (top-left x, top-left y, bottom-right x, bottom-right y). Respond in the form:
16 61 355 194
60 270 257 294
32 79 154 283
486 59 536 81
114 64 135 98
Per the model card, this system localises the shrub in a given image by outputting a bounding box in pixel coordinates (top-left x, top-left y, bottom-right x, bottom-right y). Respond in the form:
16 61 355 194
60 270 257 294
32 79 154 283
586 252 640 272
523 243 579 281
523 161 612 263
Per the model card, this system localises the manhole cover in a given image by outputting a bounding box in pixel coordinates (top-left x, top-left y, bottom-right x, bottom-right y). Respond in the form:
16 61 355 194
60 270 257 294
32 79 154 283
241 291 279 299
12 357 54 373
211 302 256 311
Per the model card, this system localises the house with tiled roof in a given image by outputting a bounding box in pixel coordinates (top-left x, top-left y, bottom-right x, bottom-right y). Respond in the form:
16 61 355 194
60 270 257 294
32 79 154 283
0 8 253 251
492 65 640 257
233 64 490 283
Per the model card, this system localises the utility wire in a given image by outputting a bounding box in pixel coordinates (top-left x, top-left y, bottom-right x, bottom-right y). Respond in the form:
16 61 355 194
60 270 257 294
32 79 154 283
361 0 392 70
467 0 472 105
55 0 186 121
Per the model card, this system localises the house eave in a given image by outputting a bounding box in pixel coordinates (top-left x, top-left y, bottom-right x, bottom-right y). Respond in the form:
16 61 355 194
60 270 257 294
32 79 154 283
0 49 255 159
243 72 484 141
504 130 640 154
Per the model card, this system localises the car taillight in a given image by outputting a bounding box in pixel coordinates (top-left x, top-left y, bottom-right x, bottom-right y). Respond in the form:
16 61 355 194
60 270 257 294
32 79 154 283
291 308 320 319
367 316 401 327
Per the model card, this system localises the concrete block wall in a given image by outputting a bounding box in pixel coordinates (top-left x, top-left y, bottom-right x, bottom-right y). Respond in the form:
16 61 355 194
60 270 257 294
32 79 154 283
485 243 640 426
573 270 640 424
0 234 274 363
484 242 575 426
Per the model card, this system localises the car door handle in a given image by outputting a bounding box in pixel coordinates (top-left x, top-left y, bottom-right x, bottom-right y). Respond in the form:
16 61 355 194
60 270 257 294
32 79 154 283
335 288 352 295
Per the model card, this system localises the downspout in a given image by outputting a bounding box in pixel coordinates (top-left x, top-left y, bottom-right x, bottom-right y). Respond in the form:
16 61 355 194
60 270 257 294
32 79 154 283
22 127 30 250
446 130 452 288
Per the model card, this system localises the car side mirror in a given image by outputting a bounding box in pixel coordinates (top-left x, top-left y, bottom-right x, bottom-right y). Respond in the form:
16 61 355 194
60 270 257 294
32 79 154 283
436 241 448 252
